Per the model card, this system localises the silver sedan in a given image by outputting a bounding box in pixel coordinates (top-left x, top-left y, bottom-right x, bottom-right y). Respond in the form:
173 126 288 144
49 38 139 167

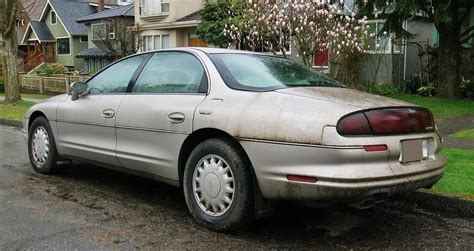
24 48 446 231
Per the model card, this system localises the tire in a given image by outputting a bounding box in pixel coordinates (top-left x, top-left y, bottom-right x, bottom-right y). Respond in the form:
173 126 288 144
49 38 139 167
183 138 254 232
28 116 60 174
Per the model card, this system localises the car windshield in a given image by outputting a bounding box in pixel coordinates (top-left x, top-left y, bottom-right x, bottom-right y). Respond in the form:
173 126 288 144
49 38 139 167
210 53 345 91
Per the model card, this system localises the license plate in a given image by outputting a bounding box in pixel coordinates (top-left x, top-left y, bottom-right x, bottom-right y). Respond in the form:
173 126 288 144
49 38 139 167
400 139 424 163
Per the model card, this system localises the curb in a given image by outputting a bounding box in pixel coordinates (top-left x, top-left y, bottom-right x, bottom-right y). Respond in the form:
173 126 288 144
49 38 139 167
395 189 473 217
0 119 22 128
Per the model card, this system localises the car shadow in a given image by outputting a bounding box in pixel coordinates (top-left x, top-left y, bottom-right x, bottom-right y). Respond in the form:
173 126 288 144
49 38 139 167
47 162 450 248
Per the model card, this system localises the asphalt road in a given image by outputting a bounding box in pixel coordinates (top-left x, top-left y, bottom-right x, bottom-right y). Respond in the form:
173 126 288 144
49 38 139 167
0 126 473 250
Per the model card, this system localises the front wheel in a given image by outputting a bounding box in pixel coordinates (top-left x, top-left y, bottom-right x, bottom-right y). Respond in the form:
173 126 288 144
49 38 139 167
28 116 60 174
183 138 254 232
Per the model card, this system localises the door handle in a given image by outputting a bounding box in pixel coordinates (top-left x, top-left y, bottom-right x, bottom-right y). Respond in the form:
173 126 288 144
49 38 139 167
168 112 185 124
102 109 115 118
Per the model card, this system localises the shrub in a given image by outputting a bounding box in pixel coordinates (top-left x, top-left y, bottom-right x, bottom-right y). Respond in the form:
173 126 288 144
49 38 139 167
33 63 66 75
371 83 399 96
460 76 473 99
402 74 427 94
417 84 437 96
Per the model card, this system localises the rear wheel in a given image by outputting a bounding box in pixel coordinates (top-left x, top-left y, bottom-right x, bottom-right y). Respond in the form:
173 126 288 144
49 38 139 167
183 138 254 231
28 116 60 174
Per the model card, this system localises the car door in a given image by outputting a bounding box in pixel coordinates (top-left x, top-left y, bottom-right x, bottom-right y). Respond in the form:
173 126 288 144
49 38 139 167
115 51 208 181
56 54 149 166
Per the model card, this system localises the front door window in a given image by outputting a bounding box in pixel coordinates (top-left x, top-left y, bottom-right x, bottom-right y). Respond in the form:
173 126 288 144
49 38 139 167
86 54 147 94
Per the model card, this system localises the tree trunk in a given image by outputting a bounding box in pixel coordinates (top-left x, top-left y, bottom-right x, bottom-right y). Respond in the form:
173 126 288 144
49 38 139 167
0 0 21 103
435 3 463 99
436 39 462 98
1 35 21 103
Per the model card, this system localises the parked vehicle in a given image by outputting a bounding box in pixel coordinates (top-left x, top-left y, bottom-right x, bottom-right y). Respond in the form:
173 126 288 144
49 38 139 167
24 48 446 231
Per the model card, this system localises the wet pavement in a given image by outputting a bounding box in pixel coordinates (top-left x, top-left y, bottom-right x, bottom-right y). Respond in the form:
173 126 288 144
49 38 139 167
0 125 473 249
437 115 474 150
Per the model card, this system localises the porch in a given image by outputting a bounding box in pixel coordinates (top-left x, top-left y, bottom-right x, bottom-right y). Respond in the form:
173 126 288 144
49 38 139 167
18 41 56 73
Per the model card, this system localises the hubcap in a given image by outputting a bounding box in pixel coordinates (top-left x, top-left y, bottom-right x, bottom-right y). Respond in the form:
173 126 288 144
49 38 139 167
31 126 50 166
193 154 235 216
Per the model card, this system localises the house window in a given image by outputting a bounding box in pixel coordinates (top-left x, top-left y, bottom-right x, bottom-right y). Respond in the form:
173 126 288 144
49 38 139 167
57 38 70 55
142 34 170 51
80 36 88 43
51 11 57 24
91 23 106 41
365 20 401 54
109 25 116 39
140 0 169 15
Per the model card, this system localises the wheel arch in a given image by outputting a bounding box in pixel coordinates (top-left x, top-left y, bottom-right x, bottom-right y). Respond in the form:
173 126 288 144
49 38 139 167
178 128 254 187
28 111 47 131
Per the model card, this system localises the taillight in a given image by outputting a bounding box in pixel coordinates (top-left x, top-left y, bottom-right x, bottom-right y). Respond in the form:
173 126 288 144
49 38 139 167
337 108 434 136
336 112 372 135
365 109 412 134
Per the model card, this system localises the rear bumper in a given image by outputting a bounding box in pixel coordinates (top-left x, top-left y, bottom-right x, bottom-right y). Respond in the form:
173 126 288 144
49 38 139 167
239 132 446 202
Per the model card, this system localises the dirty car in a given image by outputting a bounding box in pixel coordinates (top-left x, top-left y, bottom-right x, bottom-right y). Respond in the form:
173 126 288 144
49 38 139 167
24 48 446 231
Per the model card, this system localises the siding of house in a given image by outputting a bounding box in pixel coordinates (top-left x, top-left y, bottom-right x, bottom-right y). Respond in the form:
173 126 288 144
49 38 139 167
72 37 88 69
43 6 72 66
135 0 204 48
29 32 38 40
357 54 404 85
44 7 68 37
405 19 432 80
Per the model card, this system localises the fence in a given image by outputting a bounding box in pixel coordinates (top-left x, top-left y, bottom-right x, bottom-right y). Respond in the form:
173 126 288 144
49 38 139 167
19 74 90 94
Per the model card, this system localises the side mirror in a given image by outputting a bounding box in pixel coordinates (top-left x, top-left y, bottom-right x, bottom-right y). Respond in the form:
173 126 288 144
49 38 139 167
70 81 87 101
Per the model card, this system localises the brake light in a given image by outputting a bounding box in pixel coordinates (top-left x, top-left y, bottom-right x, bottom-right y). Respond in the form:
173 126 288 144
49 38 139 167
337 108 434 136
365 109 412 134
336 112 372 135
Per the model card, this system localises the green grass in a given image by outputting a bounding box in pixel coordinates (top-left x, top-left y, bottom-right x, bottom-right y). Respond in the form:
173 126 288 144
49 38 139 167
391 94 474 121
0 100 36 121
450 129 474 139
433 148 474 197
0 93 52 100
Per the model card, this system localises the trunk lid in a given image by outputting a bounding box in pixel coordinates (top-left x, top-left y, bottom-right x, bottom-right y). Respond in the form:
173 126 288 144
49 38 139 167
275 87 411 109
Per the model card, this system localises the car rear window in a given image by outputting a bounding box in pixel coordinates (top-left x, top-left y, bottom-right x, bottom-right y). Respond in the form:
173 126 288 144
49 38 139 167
210 53 345 92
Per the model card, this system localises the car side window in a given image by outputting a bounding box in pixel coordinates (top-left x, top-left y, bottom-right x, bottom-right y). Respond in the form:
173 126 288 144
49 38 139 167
86 54 147 94
133 52 206 94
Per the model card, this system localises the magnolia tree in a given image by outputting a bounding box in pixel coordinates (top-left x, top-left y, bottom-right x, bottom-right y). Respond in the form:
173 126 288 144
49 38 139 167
224 0 371 67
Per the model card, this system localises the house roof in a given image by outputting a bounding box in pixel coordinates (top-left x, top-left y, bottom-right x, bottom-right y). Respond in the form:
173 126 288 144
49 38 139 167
17 0 48 45
46 0 97 35
22 0 47 20
76 48 113 58
29 20 55 42
77 3 134 23
176 11 201 22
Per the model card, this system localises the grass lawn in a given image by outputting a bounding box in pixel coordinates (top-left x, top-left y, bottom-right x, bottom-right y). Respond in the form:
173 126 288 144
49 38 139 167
391 94 474 121
0 93 52 100
0 100 36 121
450 128 474 139
433 148 474 197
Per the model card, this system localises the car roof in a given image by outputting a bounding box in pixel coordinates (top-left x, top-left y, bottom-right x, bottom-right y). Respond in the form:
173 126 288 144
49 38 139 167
137 47 268 56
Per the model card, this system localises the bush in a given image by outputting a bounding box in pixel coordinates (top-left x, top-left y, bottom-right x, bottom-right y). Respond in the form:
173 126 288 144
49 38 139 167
371 83 399 96
460 76 473 99
417 84 437 96
402 74 427 94
33 64 66 75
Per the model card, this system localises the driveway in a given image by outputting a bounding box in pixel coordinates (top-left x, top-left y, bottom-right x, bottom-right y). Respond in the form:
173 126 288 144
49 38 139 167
0 126 473 249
